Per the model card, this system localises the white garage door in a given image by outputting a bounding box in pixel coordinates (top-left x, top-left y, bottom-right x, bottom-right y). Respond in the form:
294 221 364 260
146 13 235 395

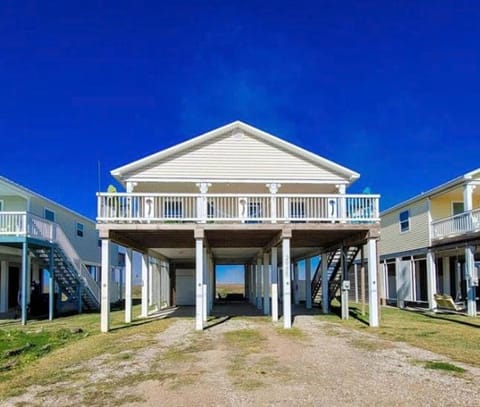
176 268 195 305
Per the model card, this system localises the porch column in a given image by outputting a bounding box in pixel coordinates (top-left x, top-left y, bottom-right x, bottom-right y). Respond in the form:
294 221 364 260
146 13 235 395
367 239 379 327
354 263 359 303
321 252 329 314
305 257 312 309
464 183 474 211
249 264 255 305
465 245 477 317
271 246 279 321
256 258 262 309
426 250 437 310
148 259 153 306
0 260 8 313
48 248 54 320
337 184 347 223
203 247 207 322
341 248 349 320
267 183 281 223
125 248 133 323
21 241 29 325
100 239 111 333
195 235 204 330
141 253 149 318
282 236 292 328
196 182 211 223
293 262 299 305
263 251 270 315
442 256 450 295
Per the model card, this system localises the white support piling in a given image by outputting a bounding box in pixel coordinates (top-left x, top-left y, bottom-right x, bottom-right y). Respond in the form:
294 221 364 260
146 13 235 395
367 239 379 327
141 253 149 318
125 248 133 323
100 239 111 333
263 251 270 315
282 237 292 329
465 245 477 317
271 247 279 321
195 238 204 330
426 250 437 310
256 258 262 309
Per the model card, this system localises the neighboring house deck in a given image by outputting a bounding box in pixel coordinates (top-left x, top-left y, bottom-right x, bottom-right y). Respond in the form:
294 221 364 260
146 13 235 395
379 169 480 316
0 176 103 324
97 121 381 331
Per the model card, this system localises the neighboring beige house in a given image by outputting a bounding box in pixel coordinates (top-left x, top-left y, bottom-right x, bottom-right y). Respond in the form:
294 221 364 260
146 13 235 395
0 176 102 323
379 169 480 316
97 121 381 331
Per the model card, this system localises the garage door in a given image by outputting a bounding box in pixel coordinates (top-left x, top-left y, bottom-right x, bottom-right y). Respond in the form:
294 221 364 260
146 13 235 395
176 268 195 305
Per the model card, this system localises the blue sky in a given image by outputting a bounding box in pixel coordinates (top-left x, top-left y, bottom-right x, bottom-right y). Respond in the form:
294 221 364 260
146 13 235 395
1 1 480 221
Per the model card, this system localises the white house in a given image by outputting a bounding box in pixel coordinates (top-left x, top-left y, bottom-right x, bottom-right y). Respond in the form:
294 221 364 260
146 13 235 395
0 176 103 323
97 121 381 331
379 169 480 315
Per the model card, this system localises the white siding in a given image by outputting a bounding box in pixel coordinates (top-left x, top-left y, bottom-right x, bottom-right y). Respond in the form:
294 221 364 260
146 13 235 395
0 196 27 211
126 131 347 182
379 199 430 256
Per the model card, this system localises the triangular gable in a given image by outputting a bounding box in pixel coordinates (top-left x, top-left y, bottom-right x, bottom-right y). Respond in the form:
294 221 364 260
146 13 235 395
112 121 359 184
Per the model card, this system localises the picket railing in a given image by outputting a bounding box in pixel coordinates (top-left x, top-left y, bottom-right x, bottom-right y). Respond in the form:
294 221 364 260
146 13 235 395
431 208 480 240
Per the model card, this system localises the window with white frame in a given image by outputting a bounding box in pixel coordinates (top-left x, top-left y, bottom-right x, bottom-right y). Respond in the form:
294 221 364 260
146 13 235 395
399 210 410 232
76 222 84 237
44 208 55 222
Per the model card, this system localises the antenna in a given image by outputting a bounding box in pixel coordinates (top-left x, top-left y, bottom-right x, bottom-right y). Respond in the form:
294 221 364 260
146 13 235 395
97 160 101 192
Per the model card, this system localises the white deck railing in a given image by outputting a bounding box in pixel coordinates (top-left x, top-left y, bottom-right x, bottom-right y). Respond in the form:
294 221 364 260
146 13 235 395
96 193 380 224
431 208 480 240
0 211 99 303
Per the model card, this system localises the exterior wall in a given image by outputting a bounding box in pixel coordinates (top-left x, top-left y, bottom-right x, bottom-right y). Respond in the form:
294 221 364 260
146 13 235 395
430 193 463 220
125 132 346 183
30 196 101 265
0 196 27 211
379 199 430 256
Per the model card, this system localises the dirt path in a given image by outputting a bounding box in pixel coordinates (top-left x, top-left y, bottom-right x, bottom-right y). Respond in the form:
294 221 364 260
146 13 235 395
5 315 480 406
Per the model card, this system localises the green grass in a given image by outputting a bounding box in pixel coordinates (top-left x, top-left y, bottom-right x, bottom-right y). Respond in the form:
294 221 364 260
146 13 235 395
0 303 172 400
424 360 466 374
319 303 480 367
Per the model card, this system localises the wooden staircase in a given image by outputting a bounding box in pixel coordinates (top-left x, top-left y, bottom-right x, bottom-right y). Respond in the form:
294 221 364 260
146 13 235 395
311 246 360 307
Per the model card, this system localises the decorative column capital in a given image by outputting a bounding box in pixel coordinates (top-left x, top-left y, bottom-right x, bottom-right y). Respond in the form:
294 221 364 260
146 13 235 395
196 182 211 194
266 183 281 194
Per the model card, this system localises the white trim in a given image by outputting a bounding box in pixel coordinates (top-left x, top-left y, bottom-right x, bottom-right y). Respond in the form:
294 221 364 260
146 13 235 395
111 121 360 184
124 177 350 185
44 208 56 222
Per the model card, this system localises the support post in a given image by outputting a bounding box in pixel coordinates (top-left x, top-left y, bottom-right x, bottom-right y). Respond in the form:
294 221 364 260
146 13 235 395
125 248 133 323
465 245 477 317
263 251 270 315
48 249 54 320
354 263 358 303
282 237 292 328
341 247 349 320
195 237 204 330
271 247 279 321
367 239 379 327
0 260 8 313
426 250 437 310
321 252 329 314
141 253 149 318
305 257 312 309
361 247 366 315
100 239 110 332
203 247 208 322
442 256 450 295
293 262 299 305
21 241 29 325
256 258 262 309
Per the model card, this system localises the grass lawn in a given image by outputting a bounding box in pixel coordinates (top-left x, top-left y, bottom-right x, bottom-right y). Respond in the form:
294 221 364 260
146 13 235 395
324 303 480 367
0 303 173 399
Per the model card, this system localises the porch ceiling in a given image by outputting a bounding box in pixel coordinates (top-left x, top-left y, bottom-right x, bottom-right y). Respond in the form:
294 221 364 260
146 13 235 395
104 223 378 263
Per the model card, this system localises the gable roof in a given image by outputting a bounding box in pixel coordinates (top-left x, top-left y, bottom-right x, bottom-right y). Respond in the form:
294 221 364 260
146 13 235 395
111 121 360 184
0 175 95 224
381 168 480 216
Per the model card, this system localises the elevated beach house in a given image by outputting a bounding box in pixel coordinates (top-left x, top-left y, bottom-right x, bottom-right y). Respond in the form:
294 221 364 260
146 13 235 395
97 121 380 331
379 169 480 316
0 176 102 323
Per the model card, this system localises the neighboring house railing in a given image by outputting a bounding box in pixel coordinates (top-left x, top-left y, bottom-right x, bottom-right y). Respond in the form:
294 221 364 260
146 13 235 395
96 193 380 224
431 208 480 240
0 211 100 302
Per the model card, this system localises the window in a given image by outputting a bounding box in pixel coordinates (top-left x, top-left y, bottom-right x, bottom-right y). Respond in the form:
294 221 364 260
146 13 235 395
452 202 464 216
44 208 55 222
0 200 4 211
399 210 410 232
76 222 84 237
